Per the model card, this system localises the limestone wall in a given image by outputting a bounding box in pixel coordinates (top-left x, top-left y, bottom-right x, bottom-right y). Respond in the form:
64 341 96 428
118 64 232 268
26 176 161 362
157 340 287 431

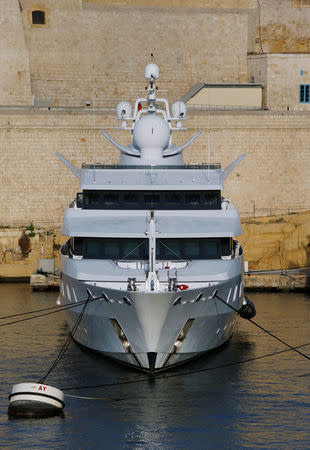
0 0 309 228
0 226 65 279
17 0 251 107
1 0 310 111
1 0 310 108
240 211 310 271
248 54 310 111
0 0 32 105
252 0 310 54
0 108 309 225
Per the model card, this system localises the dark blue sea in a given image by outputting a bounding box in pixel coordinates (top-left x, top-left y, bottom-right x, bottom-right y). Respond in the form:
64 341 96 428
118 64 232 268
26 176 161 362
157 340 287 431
0 284 310 449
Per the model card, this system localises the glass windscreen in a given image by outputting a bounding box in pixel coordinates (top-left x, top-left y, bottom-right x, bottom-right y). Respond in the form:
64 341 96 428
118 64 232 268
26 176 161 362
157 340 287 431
81 190 221 210
65 237 232 260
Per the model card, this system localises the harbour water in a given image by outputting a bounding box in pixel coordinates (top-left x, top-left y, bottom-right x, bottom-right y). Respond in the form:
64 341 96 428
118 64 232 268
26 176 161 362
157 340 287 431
0 284 310 449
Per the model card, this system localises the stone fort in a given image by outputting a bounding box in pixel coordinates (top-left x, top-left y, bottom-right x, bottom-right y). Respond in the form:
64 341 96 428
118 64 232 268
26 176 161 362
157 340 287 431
1 0 310 226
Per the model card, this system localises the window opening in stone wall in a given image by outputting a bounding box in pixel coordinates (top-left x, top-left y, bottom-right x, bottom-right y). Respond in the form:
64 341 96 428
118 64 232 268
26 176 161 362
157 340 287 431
32 10 45 25
300 85 310 103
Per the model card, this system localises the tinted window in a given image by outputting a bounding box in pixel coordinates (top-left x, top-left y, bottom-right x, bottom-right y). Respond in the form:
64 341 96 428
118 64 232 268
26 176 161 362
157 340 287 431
144 193 160 206
184 240 200 258
103 240 120 258
66 237 231 260
84 238 148 260
85 192 100 208
201 239 219 259
221 238 232 256
103 193 119 207
124 193 139 206
81 190 221 210
157 238 230 260
157 239 182 260
71 237 83 256
185 193 200 207
203 193 219 207
165 192 181 207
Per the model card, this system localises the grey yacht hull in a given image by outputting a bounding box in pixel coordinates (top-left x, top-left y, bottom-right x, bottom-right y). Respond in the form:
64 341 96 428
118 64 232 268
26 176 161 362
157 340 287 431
60 273 243 371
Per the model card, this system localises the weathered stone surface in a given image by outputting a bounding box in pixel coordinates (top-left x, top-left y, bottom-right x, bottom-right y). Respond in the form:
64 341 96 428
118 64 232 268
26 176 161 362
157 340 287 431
0 0 32 105
0 227 66 278
244 273 309 291
240 211 310 271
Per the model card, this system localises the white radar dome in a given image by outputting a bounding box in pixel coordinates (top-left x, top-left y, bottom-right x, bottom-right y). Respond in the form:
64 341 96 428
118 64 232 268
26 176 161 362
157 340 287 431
116 101 132 119
145 63 160 81
171 101 187 119
133 115 170 151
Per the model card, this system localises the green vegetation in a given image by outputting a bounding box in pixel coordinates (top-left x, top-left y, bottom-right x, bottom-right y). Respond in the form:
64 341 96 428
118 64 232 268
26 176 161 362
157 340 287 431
25 223 35 237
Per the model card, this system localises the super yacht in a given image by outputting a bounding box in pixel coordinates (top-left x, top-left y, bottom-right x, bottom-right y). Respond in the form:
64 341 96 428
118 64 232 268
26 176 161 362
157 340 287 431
57 62 250 371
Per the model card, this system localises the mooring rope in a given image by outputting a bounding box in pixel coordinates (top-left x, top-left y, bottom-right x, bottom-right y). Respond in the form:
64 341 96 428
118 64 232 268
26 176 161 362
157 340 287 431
38 290 103 384
4 288 310 391
213 291 310 362
0 297 100 328
0 297 94 321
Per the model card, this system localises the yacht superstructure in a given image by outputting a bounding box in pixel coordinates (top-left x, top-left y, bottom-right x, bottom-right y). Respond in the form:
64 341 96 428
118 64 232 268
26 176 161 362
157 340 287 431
57 62 248 371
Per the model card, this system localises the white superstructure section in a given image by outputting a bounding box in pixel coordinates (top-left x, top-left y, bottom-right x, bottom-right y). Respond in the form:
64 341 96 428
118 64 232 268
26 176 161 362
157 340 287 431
63 207 242 238
80 166 223 190
57 61 247 371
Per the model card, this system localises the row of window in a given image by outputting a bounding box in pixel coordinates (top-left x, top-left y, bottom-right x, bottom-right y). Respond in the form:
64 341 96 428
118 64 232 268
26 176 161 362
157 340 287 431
78 190 221 210
62 237 232 260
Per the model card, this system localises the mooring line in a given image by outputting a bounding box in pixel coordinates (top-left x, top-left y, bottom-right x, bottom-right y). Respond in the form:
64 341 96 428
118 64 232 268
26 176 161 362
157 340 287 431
0 298 91 321
213 291 310 362
38 291 102 384
4 288 310 390
64 393 119 401
0 297 100 328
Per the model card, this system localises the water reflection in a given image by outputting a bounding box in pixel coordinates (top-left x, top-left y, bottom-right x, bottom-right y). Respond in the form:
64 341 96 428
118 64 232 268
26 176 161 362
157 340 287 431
1 286 310 448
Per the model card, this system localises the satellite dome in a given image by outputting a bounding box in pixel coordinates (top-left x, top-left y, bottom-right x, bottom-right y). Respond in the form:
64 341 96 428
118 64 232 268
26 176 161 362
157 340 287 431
145 63 160 81
171 101 187 119
116 101 132 119
133 115 170 152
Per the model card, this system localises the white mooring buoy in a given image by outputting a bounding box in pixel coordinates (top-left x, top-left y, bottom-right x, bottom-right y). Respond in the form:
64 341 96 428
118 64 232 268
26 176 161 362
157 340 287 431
8 383 64 418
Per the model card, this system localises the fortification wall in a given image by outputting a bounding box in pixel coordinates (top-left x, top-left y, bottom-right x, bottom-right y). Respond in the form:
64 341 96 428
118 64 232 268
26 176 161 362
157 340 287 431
0 0 309 228
17 0 251 106
252 0 310 54
1 0 310 108
0 0 32 105
0 108 309 226
248 54 310 111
